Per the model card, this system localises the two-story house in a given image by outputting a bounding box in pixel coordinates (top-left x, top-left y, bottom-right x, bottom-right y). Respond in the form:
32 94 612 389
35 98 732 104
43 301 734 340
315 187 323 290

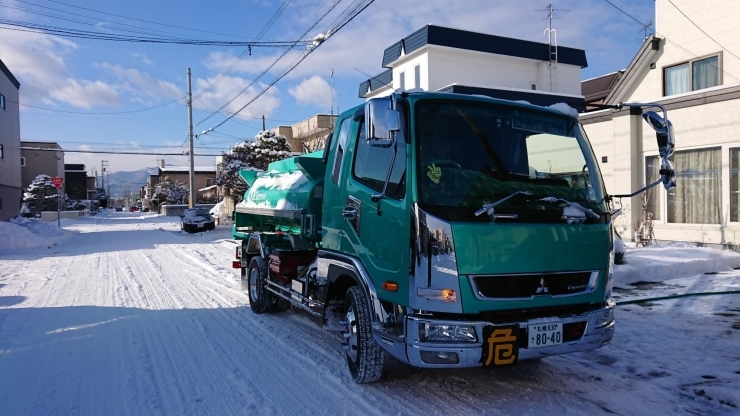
581 0 740 246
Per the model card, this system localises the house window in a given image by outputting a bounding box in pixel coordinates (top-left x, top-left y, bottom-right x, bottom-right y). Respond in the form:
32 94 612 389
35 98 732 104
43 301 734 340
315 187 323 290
730 148 740 222
667 147 721 224
531 83 537 90
414 65 421 89
664 54 720 96
399 72 405 90
0 144 3 159
645 156 662 220
21 156 26 167
0 94 5 109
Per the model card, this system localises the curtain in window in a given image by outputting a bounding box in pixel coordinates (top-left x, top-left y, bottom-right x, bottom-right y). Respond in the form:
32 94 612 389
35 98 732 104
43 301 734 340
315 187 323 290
665 64 689 95
645 156 662 220
668 147 721 224
731 148 740 222
693 56 719 90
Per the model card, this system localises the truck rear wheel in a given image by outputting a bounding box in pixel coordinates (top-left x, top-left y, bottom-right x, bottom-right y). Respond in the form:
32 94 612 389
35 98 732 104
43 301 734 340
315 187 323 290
343 286 384 383
247 257 273 314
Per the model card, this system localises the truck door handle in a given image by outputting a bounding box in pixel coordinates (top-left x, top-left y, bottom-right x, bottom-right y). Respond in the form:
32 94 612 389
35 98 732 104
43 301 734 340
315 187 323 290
341 206 357 220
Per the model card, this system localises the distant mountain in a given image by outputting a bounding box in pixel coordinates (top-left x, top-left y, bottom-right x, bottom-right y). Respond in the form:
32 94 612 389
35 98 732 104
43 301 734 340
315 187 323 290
100 167 157 198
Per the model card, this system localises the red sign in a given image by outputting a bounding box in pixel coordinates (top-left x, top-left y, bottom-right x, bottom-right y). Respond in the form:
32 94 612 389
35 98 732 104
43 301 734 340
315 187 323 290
51 177 64 189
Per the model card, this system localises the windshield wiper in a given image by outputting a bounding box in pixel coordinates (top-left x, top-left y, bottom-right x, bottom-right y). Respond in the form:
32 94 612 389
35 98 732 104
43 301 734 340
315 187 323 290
475 191 532 218
538 197 600 223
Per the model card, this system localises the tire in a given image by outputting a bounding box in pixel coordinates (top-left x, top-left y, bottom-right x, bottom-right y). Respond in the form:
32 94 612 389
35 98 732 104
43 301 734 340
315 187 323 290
246 257 273 314
343 286 384 383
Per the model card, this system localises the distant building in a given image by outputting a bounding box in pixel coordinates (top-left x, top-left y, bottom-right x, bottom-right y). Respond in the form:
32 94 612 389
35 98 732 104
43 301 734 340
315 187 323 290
271 114 338 153
64 164 88 200
20 141 65 193
145 159 217 205
0 58 21 220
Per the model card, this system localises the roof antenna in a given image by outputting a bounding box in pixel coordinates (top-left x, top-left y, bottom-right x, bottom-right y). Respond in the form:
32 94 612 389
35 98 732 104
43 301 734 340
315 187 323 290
638 21 653 42
536 4 569 92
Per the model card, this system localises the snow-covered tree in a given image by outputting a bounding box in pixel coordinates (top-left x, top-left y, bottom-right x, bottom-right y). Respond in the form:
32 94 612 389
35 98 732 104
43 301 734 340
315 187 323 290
155 176 189 204
217 130 292 202
23 174 60 213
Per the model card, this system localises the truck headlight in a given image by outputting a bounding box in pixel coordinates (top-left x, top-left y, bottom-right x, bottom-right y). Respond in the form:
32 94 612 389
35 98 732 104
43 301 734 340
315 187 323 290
604 253 614 301
596 301 615 327
421 323 477 342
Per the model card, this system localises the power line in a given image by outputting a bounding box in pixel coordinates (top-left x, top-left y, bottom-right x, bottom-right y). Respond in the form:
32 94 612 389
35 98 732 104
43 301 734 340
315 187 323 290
3 1 204 41
47 0 250 39
194 0 292 99
0 18 311 47
665 0 740 63
21 146 212 156
195 0 346 127
8 96 187 115
208 0 375 133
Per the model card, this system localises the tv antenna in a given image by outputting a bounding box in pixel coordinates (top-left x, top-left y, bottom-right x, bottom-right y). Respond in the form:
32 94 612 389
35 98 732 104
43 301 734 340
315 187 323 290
638 21 653 41
536 4 570 92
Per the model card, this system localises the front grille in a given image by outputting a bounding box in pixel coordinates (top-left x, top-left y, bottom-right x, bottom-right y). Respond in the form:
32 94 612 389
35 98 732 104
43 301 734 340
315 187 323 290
480 303 595 324
472 271 594 299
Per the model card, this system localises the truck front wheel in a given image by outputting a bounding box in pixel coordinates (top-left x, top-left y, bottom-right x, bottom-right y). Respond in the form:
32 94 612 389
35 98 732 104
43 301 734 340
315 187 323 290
343 286 384 383
247 257 272 314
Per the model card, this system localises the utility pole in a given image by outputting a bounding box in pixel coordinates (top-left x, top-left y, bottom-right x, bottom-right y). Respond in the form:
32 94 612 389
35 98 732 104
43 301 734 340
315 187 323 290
262 115 266 131
187 68 195 209
330 69 334 116
101 160 108 195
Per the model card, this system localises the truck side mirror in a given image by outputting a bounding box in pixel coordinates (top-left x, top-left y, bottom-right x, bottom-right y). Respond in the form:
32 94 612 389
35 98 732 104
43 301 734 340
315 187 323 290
643 110 676 190
365 97 400 148
643 111 675 159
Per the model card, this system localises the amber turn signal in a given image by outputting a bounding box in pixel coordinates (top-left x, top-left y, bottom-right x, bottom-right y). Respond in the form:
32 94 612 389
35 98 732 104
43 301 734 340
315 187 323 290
382 281 398 292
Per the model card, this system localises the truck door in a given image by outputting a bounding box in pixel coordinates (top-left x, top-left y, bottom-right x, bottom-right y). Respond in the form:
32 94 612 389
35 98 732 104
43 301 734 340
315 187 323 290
338 118 409 305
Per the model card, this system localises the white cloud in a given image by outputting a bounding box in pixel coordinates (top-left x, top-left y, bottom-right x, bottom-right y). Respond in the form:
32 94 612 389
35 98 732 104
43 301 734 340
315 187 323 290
288 76 333 108
50 79 120 109
132 53 154 66
95 62 182 101
193 75 281 120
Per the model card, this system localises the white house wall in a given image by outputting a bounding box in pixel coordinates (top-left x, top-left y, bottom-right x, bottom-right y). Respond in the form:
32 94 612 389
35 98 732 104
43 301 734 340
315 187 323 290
624 0 740 102
389 46 582 96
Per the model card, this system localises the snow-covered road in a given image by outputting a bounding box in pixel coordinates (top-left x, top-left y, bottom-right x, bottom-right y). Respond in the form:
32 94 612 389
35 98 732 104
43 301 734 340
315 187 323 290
1 212 739 415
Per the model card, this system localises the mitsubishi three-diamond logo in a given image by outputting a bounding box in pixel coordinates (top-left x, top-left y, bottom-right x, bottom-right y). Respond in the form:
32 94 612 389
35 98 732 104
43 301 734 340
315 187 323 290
535 278 549 294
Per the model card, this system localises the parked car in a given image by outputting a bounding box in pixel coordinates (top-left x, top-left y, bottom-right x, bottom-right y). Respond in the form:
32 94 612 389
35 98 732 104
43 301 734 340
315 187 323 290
115 206 123 212
180 208 215 233
129 206 139 212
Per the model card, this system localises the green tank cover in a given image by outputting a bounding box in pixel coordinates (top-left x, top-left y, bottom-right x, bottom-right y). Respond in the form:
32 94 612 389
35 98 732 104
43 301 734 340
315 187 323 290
234 151 325 235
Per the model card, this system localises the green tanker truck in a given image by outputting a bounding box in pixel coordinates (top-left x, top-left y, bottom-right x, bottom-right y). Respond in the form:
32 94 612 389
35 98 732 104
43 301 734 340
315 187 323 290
231 91 676 383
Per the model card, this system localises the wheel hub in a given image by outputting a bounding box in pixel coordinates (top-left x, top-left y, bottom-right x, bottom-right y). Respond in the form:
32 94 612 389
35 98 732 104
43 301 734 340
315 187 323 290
249 268 259 303
343 306 358 362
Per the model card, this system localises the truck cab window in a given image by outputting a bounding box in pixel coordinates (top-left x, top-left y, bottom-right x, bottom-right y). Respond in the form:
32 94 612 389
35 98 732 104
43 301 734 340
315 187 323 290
331 118 352 185
352 121 406 199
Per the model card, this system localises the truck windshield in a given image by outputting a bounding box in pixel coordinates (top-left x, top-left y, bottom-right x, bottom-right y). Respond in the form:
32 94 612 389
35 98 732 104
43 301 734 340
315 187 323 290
415 100 605 220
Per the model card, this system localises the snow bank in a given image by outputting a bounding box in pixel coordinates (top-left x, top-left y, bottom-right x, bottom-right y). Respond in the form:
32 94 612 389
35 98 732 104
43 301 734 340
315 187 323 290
209 201 231 224
614 242 740 288
0 218 73 251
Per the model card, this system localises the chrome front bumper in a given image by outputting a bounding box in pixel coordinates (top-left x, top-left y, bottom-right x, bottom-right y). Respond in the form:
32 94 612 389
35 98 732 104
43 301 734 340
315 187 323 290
374 301 615 368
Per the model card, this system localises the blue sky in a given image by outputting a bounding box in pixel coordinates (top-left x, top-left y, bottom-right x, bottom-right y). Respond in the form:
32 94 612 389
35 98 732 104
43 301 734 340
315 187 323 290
1 0 655 181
